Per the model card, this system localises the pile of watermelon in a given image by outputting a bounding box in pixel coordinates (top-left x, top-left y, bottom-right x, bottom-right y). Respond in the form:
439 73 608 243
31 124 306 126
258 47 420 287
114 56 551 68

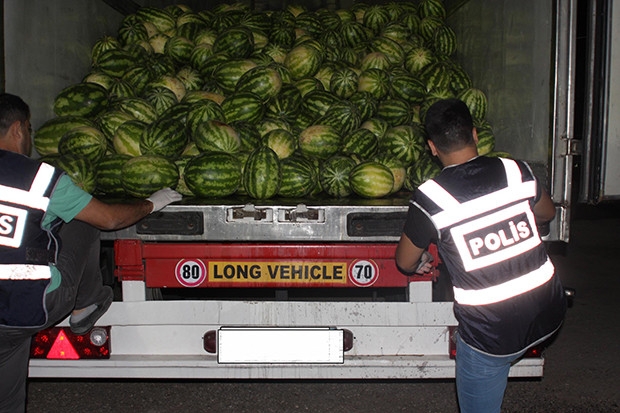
34 0 505 200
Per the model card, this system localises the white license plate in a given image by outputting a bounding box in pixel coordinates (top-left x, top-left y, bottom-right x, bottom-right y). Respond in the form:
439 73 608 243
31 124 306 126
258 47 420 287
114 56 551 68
217 327 344 364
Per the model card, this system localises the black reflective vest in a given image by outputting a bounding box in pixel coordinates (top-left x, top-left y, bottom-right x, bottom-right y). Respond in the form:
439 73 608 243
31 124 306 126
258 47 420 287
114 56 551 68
0 150 63 328
413 156 566 355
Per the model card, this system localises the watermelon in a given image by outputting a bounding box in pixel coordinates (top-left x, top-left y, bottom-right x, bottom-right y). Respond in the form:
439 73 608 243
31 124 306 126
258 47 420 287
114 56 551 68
121 65 154 96
476 125 496 155
90 36 121 65
193 120 241 154
235 65 283 102
284 42 323 80
113 119 146 156
390 75 427 104
53 83 108 118
419 0 447 20
82 71 115 91
457 87 488 121
143 86 178 116
121 154 179 198
432 25 457 57
360 117 390 141
404 47 435 75
55 155 97 194
340 20 370 48
231 120 262 152
140 117 188 159
213 26 255 58
96 110 135 142
379 124 427 164
349 161 394 198
363 5 391 35
186 100 226 136
221 92 265 124
57 126 107 165
263 128 298 159
164 35 194 65
348 91 379 121
242 146 281 199
184 152 242 198
295 77 325 96
341 128 379 159
359 52 392 72
173 155 194 197
108 78 136 102
147 75 187 102
369 36 405 66
373 152 407 194
376 98 412 126
34 116 96 156
96 154 131 196
176 66 204 91
357 68 391 100
136 7 177 35
118 15 149 46
320 155 357 198
314 100 361 135
112 97 158 124
301 90 339 120
265 84 302 122
212 58 257 94
94 48 136 78
278 155 317 198
298 124 342 160
329 67 359 99
406 155 442 190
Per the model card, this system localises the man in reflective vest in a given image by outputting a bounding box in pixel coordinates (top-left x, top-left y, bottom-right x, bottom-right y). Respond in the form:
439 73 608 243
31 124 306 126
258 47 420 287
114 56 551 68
395 98 566 413
0 93 182 412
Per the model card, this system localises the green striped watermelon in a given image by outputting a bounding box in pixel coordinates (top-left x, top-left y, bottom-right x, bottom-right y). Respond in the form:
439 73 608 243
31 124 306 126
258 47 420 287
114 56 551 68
263 128 298 159
57 126 107 165
186 99 225 136
329 67 359 99
140 117 188 159
212 58 258 94
55 155 97 193
349 161 394 198
184 152 242 198
284 42 323 80
357 68 391 100
235 65 283 102
363 5 391 35
379 124 426 164
34 116 96 156
341 128 379 159
113 119 146 156
193 120 241 154
121 154 179 198
53 83 109 118
457 87 488 121
231 120 262 152
213 26 255 58
376 98 412 126
112 97 158 124
242 146 281 199
320 155 357 198
278 155 317 198
96 153 131 196
298 124 341 160
96 110 135 142
221 92 265 124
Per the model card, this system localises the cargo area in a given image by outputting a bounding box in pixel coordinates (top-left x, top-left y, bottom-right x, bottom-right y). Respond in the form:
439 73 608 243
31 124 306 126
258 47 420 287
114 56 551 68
3 0 572 244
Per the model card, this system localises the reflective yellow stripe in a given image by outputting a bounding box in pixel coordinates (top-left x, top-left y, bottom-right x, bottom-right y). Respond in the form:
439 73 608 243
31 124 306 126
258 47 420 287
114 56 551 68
0 264 51 280
0 163 54 211
453 258 555 305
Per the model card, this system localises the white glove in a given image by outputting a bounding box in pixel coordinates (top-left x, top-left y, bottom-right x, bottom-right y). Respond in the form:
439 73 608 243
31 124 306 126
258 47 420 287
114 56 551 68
146 188 182 212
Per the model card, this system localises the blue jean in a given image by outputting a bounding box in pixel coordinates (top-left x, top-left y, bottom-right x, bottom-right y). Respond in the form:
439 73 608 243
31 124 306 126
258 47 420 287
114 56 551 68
0 220 105 413
455 333 526 413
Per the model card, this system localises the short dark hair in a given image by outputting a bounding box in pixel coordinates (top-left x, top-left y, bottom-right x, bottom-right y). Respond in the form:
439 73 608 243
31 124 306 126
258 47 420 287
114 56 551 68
0 93 30 135
424 98 474 153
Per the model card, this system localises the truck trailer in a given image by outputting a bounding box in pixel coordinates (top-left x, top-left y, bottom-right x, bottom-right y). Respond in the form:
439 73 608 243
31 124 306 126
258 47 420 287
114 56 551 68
1 0 617 379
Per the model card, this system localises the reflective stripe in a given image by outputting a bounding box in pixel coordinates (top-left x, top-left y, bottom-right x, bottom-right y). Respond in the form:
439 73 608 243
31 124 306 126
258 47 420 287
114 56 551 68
418 160 536 230
0 163 54 211
0 264 51 280
453 258 555 305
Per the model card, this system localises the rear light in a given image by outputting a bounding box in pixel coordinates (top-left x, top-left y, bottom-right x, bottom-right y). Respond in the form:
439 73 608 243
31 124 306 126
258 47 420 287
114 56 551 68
448 326 542 359
30 327 110 359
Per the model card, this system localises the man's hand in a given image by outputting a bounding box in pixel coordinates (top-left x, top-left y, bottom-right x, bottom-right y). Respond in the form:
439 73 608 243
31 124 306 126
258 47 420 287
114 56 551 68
147 188 183 212
414 251 434 275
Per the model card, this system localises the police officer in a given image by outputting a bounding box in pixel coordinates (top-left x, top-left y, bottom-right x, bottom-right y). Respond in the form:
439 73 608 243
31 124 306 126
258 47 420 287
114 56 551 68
395 98 566 413
0 93 182 412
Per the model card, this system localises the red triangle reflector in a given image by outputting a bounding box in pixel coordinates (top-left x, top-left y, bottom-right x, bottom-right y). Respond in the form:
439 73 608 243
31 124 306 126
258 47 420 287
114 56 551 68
47 330 80 359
